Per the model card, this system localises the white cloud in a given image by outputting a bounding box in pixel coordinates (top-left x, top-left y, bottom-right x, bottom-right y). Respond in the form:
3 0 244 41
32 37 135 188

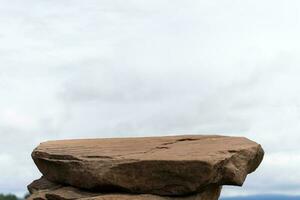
0 0 300 196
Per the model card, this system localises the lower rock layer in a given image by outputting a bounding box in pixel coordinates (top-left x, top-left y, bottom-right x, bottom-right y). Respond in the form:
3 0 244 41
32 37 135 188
27 178 221 200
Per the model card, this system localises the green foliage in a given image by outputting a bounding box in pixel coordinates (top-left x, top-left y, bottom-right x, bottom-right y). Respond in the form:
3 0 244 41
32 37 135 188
0 194 18 200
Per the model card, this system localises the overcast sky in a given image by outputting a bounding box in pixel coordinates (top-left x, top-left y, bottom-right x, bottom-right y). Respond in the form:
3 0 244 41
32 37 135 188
1 0 300 197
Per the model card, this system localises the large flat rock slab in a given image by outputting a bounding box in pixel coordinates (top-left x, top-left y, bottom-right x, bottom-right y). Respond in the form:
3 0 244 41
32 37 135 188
27 177 221 200
32 135 264 196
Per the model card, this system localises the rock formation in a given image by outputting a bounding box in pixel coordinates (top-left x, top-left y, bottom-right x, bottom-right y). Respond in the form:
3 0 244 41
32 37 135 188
27 135 264 200
27 177 221 200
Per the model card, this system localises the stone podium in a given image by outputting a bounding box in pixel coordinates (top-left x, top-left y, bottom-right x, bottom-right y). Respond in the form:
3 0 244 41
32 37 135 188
27 135 264 200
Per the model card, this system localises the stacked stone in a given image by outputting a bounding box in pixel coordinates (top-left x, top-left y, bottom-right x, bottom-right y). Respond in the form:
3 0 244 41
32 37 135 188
26 135 264 200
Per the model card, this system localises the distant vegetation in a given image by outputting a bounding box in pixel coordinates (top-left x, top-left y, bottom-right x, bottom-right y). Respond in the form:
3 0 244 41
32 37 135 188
0 194 18 200
0 193 28 200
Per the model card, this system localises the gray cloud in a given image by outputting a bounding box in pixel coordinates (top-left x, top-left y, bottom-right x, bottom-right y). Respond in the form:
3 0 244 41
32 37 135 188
1 0 300 197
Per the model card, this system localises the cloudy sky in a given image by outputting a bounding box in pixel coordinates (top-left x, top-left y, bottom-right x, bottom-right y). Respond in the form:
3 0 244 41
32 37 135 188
1 0 300 197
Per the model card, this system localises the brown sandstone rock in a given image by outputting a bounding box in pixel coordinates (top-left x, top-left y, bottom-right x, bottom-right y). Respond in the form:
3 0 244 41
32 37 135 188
26 177 221 200
32 135 264 196
28 176 61 194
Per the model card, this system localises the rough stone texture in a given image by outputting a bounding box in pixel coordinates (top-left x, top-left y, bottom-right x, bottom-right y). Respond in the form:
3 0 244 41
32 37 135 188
32 135 264 196
27 177 221 200
28 176 60 194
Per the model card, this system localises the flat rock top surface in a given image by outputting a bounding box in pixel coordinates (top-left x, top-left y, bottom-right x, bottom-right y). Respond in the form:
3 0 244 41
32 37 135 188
34 135 259 161
32 135 264 196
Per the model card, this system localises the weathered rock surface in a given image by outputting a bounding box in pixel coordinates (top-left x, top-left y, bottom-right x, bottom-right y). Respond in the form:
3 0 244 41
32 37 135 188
27 177 221 200
28 176 60 194
32 135 264 196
